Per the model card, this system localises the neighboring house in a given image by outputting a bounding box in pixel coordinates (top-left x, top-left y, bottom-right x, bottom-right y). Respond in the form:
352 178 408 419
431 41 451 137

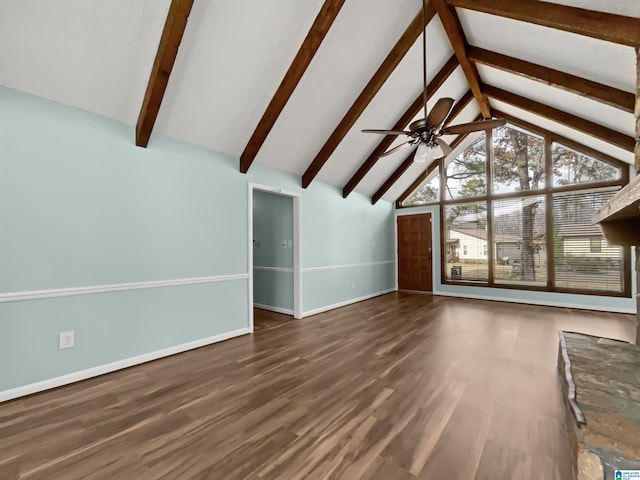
556 224 618 259
448 227 521 262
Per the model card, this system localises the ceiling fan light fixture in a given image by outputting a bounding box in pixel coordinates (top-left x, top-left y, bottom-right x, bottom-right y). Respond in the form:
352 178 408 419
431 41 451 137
414 142 429 162
428 142 444 161
414 141 443 163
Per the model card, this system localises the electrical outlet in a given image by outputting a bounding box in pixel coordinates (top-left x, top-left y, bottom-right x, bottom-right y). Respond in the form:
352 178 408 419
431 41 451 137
287 240 292 248
351 281 356 289
59 331 75 350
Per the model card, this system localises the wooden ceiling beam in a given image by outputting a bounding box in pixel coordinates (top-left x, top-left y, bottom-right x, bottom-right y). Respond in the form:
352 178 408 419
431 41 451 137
468 46 635 113
239 0 346 173
431 0 491 119
372 91 473 204
136 0 195 147
484 84 635 152
342 55 458 199
301 5 435 189
371 154 416 205
447 0 640 47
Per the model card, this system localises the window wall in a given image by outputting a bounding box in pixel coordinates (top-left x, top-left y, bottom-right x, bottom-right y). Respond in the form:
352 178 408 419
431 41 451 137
403 168 440 206
400 121 630 297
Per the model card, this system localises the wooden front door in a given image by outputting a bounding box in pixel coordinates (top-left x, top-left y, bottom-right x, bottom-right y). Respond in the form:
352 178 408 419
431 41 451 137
397 213 433 292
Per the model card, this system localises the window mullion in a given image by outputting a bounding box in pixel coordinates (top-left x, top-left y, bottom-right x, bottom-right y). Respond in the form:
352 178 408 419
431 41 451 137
486 129 495 286
545 137 555 289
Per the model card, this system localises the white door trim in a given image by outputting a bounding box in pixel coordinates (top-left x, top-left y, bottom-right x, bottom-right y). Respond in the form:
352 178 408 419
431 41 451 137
248 183 303 328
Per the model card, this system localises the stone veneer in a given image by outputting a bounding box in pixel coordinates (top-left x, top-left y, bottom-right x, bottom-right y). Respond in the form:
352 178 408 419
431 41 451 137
637 246 640 346
558 332 640 480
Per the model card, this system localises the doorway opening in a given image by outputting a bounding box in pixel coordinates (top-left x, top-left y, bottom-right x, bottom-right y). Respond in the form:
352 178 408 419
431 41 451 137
396 213 433 292
248 183 302 331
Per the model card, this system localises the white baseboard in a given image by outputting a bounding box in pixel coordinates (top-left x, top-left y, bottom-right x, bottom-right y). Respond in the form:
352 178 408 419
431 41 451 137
254 304 294 315
433 290 637 314
0 327 251 403
301 289 395 318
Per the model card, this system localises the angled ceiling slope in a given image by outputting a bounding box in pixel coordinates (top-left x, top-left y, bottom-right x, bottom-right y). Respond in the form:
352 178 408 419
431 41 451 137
1 0 638 205
387 0 639 204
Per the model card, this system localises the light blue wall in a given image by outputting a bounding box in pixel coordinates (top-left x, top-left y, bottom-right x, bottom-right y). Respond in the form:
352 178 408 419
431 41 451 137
397 205 636 313
302 182 395 267
301 182 395 312
253 190 293 311
253 270 294 311
303 263 395 312
1 281 247 389
0 87 396 393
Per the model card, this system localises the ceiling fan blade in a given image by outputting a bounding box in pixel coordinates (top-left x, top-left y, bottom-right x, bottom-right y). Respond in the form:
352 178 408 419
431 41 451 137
426 97 455 128
380 141 415 157
362 129 411 136
440 118 507 135
435 137 452 156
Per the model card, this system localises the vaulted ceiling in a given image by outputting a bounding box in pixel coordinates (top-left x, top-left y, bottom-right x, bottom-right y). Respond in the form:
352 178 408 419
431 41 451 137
2 0 638 204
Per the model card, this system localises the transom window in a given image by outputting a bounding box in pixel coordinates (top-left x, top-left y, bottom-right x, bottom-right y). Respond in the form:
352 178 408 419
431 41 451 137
403 167 440 207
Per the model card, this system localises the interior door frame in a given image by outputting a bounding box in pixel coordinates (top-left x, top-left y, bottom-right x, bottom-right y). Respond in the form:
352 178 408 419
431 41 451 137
394 210 437 292
248 183 302 330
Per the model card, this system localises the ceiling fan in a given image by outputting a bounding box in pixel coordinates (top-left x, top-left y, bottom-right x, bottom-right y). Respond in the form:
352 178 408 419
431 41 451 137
362 0 505 163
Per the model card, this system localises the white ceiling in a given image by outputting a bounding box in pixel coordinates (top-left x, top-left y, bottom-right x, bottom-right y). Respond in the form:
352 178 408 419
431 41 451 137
457 8 638 92
1 0 637 204
0 0 170 123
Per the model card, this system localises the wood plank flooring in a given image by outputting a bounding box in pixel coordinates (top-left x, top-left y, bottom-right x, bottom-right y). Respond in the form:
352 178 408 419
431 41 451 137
0 293 635 479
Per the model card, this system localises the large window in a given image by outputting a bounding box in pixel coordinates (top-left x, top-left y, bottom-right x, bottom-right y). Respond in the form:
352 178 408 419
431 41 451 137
445 134 486 200
493 196 546 286
445 202 488 282
493 126 545 193
552 143 621 186
400 122 630 297
402 169 440 207
553 189 623 292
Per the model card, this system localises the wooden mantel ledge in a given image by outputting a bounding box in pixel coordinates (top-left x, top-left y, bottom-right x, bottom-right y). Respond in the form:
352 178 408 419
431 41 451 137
593 174 640 246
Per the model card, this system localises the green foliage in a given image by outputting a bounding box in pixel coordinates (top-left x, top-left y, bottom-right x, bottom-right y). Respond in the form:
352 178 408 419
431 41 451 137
403 175 439 206
458 177 486 199
493 127 544 192
552 144 619 185
445 134 486 199
446 202 487 230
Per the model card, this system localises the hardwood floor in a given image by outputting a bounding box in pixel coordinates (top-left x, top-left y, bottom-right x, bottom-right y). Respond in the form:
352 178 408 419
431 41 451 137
0 293 635 479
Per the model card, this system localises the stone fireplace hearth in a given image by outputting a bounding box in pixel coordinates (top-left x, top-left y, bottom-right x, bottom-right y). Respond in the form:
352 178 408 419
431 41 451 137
558 331 640 479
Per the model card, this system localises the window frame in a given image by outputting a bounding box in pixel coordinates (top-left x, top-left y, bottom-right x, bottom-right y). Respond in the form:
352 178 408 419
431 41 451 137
397 115 631 298
401 160 441 207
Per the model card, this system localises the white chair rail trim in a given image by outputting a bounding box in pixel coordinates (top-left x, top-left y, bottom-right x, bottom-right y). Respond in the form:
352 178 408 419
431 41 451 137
0 274 249 303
